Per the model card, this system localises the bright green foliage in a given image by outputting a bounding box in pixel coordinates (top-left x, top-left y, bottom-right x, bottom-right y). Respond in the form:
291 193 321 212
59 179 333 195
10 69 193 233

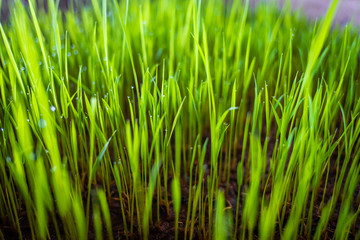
172 177 181 240
214 191 233 240
0 0 360 239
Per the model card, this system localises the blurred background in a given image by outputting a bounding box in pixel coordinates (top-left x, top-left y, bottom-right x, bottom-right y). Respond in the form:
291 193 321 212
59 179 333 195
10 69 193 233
0 0 359 25
271 0 360 25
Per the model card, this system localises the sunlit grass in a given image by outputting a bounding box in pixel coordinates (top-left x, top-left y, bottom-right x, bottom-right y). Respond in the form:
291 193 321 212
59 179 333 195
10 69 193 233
0 0 360 239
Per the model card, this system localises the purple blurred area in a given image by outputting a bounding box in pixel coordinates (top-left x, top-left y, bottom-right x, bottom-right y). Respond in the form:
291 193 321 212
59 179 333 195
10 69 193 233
1 0 360 26
0 0 83 21
254 0 360 26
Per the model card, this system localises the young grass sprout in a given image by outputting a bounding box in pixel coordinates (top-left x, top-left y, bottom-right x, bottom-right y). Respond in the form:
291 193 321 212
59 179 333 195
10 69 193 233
0 0 359 239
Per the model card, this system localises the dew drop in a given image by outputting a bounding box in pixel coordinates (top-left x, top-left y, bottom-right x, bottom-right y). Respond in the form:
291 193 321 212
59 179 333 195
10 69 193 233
38 119 47 128
6 156 11 162
50 106 56 112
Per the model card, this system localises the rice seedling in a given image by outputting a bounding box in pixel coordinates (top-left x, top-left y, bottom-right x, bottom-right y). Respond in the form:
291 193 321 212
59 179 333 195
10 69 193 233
0 0 359 239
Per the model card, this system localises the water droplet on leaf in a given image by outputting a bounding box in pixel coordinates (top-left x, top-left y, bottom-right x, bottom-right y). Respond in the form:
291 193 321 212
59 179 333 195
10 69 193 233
38 119 47 128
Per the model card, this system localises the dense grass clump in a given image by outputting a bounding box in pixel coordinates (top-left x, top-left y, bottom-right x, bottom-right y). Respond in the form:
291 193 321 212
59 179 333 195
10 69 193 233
0 0 359 239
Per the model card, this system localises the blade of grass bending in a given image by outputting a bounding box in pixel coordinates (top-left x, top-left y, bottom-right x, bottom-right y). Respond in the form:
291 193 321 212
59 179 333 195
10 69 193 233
166 97 186 146
91 130 117 181
0 24 26 95
301 0 340 97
